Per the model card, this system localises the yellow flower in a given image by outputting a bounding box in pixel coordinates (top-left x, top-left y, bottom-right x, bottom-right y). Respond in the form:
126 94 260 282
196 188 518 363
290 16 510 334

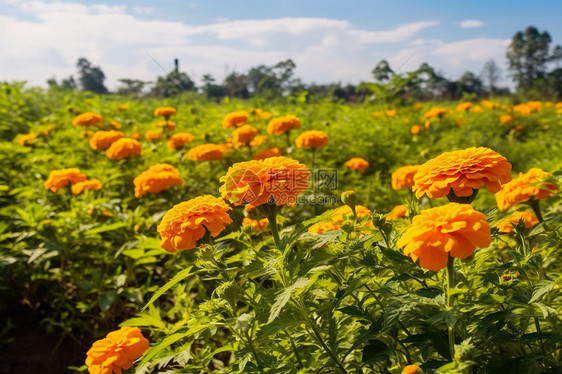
117 104 128 111
331 205 371 223
295 130 329 148
242 217 269 231
232 125 258 146
250 134 268 147
71 179 102 194
154 107 177 118
456 102 472 112
386 109 397 117
157 195 232 252
254 147 281 160
500 114 514 124
495 168 558 210
134 163 182 198
109 120 121 129
222 111 248 128
267 115 301 135
397 203 491 271
73 112 103 127
106 138 142 160
391 165 420 190
145 130 163 142
220 157 310 207
497 211 539 233
44 168 87 192
413 147 512 200
386 205 408 221
423 107 447 118
155 121 176 131
410 125 422 135
345 158 369 172
167 133 194 149
85 326 149 374
402 365 423 374
18 132 37 146
89 131 124 150
187 144 224 161
308 221 340 234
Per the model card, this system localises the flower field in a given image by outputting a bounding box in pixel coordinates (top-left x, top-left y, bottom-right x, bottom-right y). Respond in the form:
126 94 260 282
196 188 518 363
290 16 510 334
1 82 562 373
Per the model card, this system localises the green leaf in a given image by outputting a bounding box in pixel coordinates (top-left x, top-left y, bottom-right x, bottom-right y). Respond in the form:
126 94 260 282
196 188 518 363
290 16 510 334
121 313 166 330
84 222 129 236
362 340 390 364
98 290 117 313
528 280 553 304
141 266 194 311
135 330 190 373
267 277 310 324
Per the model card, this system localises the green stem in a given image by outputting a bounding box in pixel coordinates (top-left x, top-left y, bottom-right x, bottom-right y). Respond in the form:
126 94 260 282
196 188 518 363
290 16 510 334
446 256 456 361
261 204 280 248
311 147 317 170
285 131 292 150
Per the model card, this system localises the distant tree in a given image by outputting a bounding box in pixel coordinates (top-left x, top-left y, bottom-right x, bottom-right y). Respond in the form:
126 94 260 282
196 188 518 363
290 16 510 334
76 58 108 94
154 70 195 97
224 72 249 99
372 60 394 83
273 59 296 93
117 79 150 97
62 76 77 90
480 60 502 94
458 71 485 96
201 74 226 100
506 26 562 92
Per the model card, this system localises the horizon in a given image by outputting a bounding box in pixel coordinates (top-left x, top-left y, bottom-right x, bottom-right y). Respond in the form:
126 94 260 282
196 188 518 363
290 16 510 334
2 0 562 90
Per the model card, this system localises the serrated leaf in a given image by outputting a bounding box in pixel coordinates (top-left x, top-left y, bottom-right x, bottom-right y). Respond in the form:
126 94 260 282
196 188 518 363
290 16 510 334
84 222 128 236
267 277 310 324
528 280 553 304
142 266 194 311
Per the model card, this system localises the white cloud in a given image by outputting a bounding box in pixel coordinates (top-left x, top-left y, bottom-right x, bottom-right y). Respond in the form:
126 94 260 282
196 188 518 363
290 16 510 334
0 0 507 90
460 20 484 28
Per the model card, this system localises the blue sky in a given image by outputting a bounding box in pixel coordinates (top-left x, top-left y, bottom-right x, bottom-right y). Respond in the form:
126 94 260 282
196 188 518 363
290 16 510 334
1 0 561 89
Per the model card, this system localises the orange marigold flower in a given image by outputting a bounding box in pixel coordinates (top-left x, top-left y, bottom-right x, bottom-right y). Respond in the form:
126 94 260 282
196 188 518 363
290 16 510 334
37 124 55 137
187 143 224 161
402 365 423 374
85 326 149 374
106 138 142 160
267 115 301 135
220 156 310 207
222 110 248 128
391 165 420 190
167 133 194 149
232 125 258 145
515 125 525 132
497 211 539 233
109 120 121 129
154 106 176 118
71 179 102 194
145 130 163 142
18 132 37 146
413 147 512 200
89 130 124 150
73 112 103 127
155 121 176 131
242 217 269 231
500 114 514 124
424 107 447 118
134 163 182 198
495 168 558 210
250 134 268 147
345 158 369 172
255 108 273 119
44 168 87 192
410 125 422 135
456 102 472 112
397 203 491 271
295 130 329 148
254 147 281 160
157 195 232 252
331 205 372 223
308 221 340 234
481 100 499 110
117 104 128 111
386 109 397 117
130 132 141 140
386 204 408 221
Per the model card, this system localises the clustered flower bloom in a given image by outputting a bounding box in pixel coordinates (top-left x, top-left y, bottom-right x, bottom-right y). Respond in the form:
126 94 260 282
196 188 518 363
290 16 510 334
391 165 420 190
18 132 37 146
222 110 248 128
386 204 408 221
397 203 492 271
187 143 224 161
267 115 301 135
242 217 269 231
106 138 142 160
220 156 310 207
410 125 422 135
44 168 87 192
157 195 232 252
154 107 177 118
424 107 447 119
85 326 149 374
89 130 124 150
73 112 103 127
308 204 372 234
456 102 473 112
345 158 369 172
250 135 268 147
145 129 163 142
413 147 512 200
495 168 558 210
232 125 258 145
134 163 182 198
167 133 194 149
295 130 329 148
254 147 281 160
155 121 176 131
71 179 103 194
497 211 539 233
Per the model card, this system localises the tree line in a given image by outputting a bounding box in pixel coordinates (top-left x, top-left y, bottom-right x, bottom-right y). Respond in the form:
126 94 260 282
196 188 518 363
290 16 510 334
47 26 562 101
